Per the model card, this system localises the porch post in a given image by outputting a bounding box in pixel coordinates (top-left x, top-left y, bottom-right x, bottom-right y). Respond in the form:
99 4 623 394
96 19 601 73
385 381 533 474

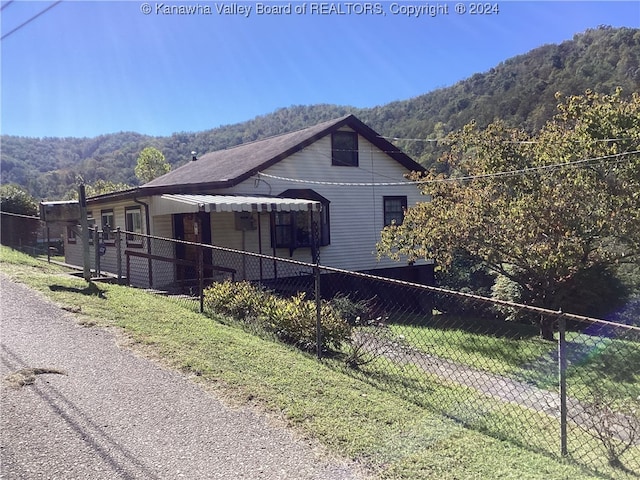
79 185 91 281
46 226 51 262
115 227 122 283
258 212 263 282
196 215 204 312
94 228 100 277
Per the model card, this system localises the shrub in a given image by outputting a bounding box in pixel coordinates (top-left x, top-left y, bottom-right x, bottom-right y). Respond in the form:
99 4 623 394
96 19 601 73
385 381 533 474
203 281 351 352
491 268 525 322
203 280 268 319
436 249 496 317
329 293 379 326
578 392 640 469
491 263 631 322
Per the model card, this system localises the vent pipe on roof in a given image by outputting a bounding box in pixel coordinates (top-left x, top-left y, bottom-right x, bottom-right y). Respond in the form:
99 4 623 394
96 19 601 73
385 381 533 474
191 151 197 161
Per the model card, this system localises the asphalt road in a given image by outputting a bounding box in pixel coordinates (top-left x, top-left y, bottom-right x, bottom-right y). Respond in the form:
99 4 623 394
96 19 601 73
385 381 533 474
0 273 366 479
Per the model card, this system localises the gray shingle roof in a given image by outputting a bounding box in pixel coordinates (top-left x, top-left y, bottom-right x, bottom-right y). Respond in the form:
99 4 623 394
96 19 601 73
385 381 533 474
141 114 423 194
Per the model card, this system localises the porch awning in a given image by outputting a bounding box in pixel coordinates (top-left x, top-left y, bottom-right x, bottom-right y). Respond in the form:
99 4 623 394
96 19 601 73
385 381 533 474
153 194 321 216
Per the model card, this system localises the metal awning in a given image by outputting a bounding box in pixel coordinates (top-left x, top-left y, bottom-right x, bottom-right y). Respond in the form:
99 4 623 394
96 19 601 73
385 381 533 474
153 194 321 216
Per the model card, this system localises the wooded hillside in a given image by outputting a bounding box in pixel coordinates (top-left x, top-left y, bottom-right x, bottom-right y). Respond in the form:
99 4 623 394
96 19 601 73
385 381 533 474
2 26 638 200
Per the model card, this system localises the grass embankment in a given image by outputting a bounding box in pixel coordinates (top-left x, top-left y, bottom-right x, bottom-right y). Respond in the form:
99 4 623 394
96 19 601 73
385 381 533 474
389 317 640 404
0 246 632 479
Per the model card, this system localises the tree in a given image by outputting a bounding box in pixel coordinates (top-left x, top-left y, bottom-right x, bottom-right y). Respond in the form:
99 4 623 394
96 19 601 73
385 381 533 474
377 89 640 340
63 179 134 200
0 184 38 215
134 147 170 184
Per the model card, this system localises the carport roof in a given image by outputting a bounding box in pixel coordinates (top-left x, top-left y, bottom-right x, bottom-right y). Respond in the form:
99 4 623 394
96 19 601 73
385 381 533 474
153 194 321 215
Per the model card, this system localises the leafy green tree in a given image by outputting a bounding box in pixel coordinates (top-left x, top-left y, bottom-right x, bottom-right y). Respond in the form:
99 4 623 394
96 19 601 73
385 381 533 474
378 89 640 340
135 147 170 184
0 184 38 215
63 179 134 200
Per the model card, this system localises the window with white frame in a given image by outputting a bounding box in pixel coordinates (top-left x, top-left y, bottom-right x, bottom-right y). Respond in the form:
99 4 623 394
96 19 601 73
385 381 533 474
383 196 407 226
125 207 143 246
66 225 77 243
87 211 95 244
101 209 114 242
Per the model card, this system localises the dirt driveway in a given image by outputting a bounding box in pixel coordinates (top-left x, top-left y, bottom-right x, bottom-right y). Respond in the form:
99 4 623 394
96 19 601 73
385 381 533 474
0 273 365 479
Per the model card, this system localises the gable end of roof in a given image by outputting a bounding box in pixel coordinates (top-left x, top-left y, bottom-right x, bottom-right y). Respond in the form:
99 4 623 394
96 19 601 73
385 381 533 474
138 114 424 193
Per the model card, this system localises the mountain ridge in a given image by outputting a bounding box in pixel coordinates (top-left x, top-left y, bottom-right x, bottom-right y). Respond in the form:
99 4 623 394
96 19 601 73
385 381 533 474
2 26 639 199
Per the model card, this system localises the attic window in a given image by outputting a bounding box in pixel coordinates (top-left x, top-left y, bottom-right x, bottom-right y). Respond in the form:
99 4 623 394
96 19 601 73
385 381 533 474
332 131 358 167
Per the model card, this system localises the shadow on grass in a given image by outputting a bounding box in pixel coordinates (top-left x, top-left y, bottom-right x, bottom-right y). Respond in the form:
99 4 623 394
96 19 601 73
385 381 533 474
427 313 541 340
330 348 637 479
389 311 542 341
49 282 107 299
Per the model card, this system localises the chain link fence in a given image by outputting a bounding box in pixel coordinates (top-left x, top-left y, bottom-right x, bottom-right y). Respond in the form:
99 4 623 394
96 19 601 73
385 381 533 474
326 271 640 474
63 230 640 474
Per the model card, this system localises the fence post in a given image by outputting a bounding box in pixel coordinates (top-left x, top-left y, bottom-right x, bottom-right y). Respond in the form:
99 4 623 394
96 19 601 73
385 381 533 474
146 233 153 288
126 253 131 286
315 262 322 359
93 228 100 278
116 227 122 284
198 244 204 313
79 185 91 282
558 314 568 456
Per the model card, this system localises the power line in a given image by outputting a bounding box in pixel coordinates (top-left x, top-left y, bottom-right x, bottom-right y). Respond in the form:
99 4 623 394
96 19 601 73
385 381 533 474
437 150 639 183
381 136 440 143
379 135 638 145
304 144 408 183
257 150 640 187
1 1 62 41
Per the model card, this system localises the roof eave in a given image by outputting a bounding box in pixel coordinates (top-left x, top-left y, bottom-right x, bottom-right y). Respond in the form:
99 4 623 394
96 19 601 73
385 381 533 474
86 114 424 204
231 113 425 179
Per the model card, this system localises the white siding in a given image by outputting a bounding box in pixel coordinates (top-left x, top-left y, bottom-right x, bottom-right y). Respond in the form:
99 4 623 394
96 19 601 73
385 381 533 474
151 214 176 288
64 232 84 270
64 128 427 288
212 130 425 272
206 211 309 281
64 198 154 287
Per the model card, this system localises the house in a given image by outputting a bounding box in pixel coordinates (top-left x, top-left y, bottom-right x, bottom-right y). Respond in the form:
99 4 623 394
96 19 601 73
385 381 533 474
64 114 433 290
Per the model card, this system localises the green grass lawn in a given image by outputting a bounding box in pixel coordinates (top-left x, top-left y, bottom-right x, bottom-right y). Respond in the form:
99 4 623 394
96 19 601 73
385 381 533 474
1 246 637 479
384 313 640 405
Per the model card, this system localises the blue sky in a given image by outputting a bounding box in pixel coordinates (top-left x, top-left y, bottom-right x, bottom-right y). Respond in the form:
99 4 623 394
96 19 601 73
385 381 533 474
1 1 639 138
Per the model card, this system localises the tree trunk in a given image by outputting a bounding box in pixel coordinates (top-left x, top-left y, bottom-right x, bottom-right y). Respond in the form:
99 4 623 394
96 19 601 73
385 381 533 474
539 315 555 341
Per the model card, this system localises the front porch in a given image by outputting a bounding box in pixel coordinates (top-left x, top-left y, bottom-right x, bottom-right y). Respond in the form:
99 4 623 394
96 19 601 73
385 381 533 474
147 194 323 289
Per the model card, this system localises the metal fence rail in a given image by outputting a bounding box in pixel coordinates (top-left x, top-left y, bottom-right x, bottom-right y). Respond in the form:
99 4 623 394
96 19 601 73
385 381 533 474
77 231 640 474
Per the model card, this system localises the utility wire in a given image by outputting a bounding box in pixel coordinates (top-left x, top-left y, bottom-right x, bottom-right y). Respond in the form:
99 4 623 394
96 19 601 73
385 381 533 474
257 150 640 187
379 135 638 145
1 1 62 41
303 144 409 183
